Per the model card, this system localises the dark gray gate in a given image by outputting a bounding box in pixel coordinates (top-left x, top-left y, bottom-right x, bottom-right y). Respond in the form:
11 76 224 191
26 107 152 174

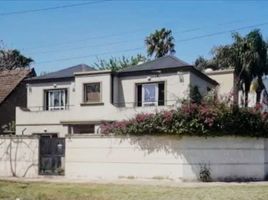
39 135 65 175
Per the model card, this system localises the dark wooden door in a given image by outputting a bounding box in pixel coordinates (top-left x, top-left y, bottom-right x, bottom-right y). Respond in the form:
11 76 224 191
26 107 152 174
39 135 65 175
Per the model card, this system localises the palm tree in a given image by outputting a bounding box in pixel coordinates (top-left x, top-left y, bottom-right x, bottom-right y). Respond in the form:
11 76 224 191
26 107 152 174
145 28 175 58
211 30 267 106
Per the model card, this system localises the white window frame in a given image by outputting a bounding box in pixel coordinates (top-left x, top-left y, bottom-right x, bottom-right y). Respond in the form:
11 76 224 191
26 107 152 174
47 89 67 110
142 83 159 106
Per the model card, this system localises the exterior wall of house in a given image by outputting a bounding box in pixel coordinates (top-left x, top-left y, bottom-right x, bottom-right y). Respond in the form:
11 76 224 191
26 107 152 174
0 136 39 178
190 73 215 96
65 136 268 181
27 81 74 109
16 71 214 136
0 82 27 134
116 72 190 107
206 69 234 97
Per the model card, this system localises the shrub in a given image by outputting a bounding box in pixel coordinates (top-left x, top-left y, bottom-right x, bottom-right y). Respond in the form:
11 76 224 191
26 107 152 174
199 164 212 182
101 101 268 137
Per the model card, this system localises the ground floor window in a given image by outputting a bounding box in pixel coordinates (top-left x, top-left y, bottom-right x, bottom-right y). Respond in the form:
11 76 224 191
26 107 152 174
68 124 95 134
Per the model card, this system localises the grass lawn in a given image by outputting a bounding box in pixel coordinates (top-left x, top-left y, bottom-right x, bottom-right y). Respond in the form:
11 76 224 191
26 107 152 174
1 180 268 200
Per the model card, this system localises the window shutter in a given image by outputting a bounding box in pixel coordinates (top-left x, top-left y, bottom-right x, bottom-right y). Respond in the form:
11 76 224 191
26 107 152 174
45 91 49 110
137 84 142 107
158 82 165 106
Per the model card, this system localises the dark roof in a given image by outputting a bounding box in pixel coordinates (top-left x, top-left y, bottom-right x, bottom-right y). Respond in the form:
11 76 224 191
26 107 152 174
118 55 218 85
119 55 191 73
28 64 95 82
0 68 34 105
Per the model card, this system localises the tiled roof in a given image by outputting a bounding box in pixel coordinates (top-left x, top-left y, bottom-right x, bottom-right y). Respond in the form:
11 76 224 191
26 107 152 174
0 68 33 104
29 64 95 81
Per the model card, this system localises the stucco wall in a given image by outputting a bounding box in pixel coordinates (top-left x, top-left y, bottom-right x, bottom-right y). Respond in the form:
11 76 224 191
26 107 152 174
116 72 190 107
190 73 215 96
27 81 74 109
16 71 219 136
65 136 268 181
0 136 39 178
206 70 234 97
1 135 267 182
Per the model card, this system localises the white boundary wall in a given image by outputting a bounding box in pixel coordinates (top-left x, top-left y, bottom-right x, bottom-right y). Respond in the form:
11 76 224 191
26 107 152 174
1 135 268 182
65 136 268 181
0 136 39 178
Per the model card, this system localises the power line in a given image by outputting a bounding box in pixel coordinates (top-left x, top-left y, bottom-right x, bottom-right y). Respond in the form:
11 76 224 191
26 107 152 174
176 22 268 42
35 21 268 64
0 0 108 16
28 39 136 55
37 47 144 64
24 18 259 53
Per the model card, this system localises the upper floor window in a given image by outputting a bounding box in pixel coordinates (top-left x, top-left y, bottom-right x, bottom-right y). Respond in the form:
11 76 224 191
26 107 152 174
137 82 165 107
44 89 67 110
84 82 101 103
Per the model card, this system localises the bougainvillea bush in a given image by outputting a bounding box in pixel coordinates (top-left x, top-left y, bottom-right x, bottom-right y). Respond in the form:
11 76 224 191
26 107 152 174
101 101 268 137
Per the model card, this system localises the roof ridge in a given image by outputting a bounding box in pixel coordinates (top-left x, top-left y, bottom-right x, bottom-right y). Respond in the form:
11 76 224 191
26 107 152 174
168 55 191 66
119 55 173 72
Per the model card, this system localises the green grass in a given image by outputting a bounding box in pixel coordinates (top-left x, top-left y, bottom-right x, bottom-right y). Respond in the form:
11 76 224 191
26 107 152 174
0 180 268 200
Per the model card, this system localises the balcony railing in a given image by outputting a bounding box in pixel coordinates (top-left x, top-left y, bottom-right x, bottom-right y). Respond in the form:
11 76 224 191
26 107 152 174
113 99 180 108
22 105 74 112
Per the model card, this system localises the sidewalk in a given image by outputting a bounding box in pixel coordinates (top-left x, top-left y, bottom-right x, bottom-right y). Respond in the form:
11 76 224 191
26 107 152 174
1 176 268 188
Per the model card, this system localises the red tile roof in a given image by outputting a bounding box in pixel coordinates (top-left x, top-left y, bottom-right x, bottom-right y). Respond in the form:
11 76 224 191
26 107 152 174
0 68 33 104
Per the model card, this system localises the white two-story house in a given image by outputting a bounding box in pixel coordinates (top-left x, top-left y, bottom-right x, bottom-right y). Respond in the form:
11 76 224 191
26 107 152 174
16 56 218 137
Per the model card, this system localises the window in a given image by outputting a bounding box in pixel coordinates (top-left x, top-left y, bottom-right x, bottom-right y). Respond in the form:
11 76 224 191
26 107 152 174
84 82 101 103
137 82 165 107
70 125 95 134
45 89 67 110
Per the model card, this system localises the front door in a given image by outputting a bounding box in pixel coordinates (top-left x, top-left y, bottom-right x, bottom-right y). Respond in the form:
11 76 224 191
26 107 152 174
39 135 65 175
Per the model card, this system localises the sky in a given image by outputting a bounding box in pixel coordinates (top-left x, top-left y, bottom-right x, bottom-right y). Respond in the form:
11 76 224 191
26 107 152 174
1 0 268 74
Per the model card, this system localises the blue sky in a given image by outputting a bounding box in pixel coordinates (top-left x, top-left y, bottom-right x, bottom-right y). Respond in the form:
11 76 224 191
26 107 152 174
1 0 268 74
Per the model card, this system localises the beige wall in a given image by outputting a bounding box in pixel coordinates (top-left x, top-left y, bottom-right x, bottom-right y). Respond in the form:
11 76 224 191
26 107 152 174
116 72 190 107
65 136 268 181
206 70 234 97
27 81 74 109
190 73 215 96
0 136 39 178
1 135 267 182
16 71 216 136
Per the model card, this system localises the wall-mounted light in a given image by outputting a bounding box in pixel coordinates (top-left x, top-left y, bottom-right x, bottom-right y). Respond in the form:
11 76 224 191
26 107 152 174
53 83 57 88
44 128 47 133
177 71 184 83
147 76 151 81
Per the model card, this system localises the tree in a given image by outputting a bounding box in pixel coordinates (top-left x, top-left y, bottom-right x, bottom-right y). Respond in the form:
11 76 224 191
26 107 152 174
145 28 175 58
190 85 202 104
0 49 33 70
194 56 217 71
194 29 268 106
93 54 148 72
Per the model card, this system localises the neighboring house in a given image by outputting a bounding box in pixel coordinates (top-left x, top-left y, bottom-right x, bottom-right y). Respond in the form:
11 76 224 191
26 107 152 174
16 56 218 137
0 68 35 134
205 69 235 98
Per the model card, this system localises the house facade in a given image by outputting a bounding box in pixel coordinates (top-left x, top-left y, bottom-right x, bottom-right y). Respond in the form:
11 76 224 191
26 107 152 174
16 56 218 137
0 68 35 134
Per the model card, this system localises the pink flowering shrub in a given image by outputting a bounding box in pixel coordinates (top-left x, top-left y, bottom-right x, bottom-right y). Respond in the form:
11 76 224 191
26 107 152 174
101 101 268 137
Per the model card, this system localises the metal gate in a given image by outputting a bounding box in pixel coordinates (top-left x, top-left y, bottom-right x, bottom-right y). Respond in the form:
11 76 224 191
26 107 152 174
39 135 65 175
